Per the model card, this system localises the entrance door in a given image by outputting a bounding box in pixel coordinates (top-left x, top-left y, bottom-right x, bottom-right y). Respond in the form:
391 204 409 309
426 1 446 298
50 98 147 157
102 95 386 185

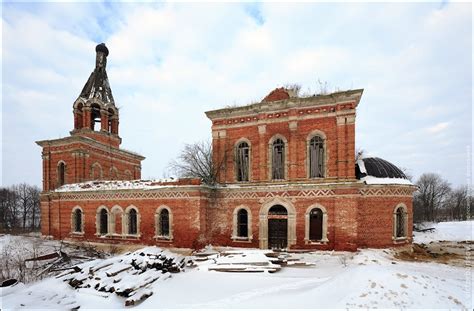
268 205 288 249
268 218 288 249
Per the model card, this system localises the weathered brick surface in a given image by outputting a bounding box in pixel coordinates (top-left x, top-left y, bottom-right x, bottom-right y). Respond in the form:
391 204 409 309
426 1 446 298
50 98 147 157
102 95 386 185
39 87 415 252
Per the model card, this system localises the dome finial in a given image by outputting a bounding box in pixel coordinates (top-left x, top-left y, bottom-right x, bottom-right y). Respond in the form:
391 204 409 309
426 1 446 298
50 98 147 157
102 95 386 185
95 43 109 57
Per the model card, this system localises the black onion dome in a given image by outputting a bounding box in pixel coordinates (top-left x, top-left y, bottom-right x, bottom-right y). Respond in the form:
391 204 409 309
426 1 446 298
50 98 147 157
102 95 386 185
356 157 408 180
95 43 109 56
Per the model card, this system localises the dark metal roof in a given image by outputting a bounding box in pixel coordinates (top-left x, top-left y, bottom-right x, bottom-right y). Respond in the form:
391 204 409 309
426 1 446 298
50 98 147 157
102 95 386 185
95 43 109 56
79 44 115 105
356 157 408 179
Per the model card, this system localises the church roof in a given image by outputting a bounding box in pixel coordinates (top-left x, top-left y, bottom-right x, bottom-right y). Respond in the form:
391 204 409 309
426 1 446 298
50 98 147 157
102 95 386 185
356 157 412 185
78 43 115 105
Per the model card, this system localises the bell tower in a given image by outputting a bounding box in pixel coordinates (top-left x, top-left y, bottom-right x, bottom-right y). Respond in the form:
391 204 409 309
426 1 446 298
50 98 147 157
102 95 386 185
36 43 145 191
71 43 121 148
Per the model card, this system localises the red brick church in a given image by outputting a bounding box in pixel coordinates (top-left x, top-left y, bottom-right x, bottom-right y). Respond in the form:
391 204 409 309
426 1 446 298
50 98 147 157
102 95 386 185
37 44 415 251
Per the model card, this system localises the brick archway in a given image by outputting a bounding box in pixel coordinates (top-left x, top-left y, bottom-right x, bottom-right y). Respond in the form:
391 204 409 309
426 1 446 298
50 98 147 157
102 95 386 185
259 198 296 249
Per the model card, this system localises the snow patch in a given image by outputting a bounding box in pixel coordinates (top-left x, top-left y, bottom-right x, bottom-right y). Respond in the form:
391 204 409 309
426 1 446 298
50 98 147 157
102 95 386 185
360 175 413 185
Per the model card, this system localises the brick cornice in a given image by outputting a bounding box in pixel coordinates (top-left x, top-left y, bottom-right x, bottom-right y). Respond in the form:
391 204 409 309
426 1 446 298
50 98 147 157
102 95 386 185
205 89 363 121
36 135 145 161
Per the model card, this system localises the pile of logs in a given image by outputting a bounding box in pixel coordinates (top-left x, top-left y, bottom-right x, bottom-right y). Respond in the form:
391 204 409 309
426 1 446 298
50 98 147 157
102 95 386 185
57 248 193 306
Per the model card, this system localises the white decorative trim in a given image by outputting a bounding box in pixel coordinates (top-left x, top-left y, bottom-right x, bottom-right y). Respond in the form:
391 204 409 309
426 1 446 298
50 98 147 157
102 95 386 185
95 205 109 236
234 138 252 182
304 204 329 243
124 205 141 237
259 198 296 249
70 206 85 234
154 205 173 241
306 130 328 179
392 203 408 240
57 190 192 201
268 134 289 181
231 205 253 241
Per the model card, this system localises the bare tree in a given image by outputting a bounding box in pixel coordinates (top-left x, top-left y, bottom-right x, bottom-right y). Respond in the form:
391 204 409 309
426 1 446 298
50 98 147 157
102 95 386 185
445 186 469 221
0 184 41 232
169 140 221 185
414 173 451 222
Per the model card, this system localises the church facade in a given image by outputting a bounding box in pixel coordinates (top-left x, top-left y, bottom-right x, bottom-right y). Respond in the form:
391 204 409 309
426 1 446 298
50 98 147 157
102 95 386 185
37 44 416 251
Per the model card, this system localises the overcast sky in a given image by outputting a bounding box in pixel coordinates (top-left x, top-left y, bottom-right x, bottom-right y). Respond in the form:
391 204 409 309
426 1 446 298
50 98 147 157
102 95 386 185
1 1 472 188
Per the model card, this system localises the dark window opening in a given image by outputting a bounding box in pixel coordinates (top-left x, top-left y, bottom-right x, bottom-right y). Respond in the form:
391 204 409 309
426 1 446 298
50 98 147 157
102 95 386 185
236 142 250 181
395 208 406 238
272 138 285 180
99 209 108 235
74 209 82 233
309 208 323 240
237 209 248 237
159 209 170 237
309 136 324 178
90 104 101 131
269 205 288 216
128 209 138 235
58 162 66 186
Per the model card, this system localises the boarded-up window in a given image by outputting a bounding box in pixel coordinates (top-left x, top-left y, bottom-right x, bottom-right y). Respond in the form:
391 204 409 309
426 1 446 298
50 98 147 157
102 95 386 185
58 162 66 186
272 139 285 180
236 142 250 181
159 209 170 237
309 136 324 178
73 209 82 233
309 208 323 240
128 209 138 235
99 209 108 235
395 207 406 238
237 209 248 238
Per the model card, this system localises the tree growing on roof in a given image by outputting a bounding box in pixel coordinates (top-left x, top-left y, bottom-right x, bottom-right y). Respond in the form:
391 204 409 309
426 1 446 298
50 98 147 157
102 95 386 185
169 140 222 185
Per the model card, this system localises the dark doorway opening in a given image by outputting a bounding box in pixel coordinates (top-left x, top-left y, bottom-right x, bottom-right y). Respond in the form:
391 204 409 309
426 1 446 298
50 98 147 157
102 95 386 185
268 205 288 249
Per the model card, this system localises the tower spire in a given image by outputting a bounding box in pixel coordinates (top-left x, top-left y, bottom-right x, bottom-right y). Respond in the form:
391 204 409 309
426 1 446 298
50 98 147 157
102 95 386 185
78 43 115 105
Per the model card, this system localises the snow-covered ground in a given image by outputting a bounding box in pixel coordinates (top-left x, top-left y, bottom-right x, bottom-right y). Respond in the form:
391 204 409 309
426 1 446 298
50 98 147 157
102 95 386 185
413 220 473 244
1 221 473 309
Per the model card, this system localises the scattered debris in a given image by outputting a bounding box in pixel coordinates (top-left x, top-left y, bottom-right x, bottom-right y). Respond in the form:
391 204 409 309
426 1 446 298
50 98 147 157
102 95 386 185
58 247 192 306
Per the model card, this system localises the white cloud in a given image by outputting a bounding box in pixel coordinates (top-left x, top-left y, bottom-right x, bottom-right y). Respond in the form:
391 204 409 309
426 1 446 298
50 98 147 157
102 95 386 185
2 2 471 187
426 122 451 134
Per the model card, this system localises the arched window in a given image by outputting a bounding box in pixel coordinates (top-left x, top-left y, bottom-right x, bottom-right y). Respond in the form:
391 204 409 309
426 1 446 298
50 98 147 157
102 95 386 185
237 209 248 238
309 208 323 240
99 208 108 235
58 162 66 187
90 104 101 131
128 208 138 235
72 207 83 233
394 205 407 238
309 136 324 178
271 138 285 180
236 141 250 181
305 205 328 243
269 204 288 215
159 209 170 237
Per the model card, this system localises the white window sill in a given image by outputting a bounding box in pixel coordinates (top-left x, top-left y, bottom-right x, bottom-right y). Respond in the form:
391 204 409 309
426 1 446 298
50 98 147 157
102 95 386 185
231 236 253 243
155 235 173 242
392 237 408 244
305 238 329 245
70 231 84 236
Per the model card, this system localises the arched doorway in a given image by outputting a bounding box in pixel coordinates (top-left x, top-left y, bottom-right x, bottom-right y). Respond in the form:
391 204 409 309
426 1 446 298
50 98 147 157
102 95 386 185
268 205 288 249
